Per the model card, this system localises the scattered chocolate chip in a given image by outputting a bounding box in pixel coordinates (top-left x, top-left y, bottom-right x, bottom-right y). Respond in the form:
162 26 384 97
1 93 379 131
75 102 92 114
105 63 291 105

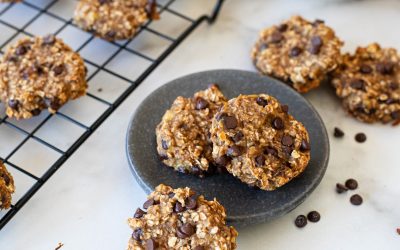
195 97 208 110
272 117 284 130
231 131 244 142
290 46 302 57
227 145 243 157
43 34 56 45
8 99 19 109
350 194 363 205
193 246 205 250
295 215 307 228
336 183 348 193
256 97 268 107
222 116 238 129
391 111 400 120
334 127 344 138
345 179 358 190
300 140 310 152
281 104 289 113
161 140 168 150
281 135 294 147
53 65 64 76
143 198 155 209
277 23 288 32
185 196 197 210
97 88 103 92
31 108 41 116
307 211 320 222
350 79 365 90
355 133 367 143
215 155 230 167
145 238 156 250
179 223 195 237
270 31 283 43
132 228 142 241
15 45 27 56
174 201 185 213
134 208 146 219
309 36 323 54
264 146 278 157
359 64 372 74
255 154 265 166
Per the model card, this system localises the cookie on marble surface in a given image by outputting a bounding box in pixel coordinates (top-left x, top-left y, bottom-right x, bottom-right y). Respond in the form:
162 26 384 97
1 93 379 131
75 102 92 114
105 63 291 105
251 15 343 93
127 184 238 250
0 35 87 120
74 0 158 41
156 84 227 177
210 94 310 191
0 162 15 210
331 43 400 124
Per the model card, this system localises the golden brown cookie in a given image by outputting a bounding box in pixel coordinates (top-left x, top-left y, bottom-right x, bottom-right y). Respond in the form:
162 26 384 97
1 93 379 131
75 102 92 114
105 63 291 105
156 85 227 177
210 94 310 191
252 16 343 93
0 35 87 119
127 184 238 250
0 162 15 210
331 43 400 125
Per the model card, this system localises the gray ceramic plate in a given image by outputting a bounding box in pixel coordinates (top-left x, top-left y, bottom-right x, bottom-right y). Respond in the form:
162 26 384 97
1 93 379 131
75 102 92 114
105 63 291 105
126 69 329 228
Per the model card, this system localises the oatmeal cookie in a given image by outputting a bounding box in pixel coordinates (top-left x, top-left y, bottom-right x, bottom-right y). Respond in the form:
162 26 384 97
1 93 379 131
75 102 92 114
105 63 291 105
0 162 15 210
251 15 343 93
331 43 400 124
74 0 158 41
127 184 238 250
210 94 311 191
156 85 227 177
0 35 87 119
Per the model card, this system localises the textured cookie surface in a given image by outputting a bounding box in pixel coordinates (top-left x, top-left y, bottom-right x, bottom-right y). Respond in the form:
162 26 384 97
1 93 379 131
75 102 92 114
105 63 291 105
331 43 400 124
0 162 15 210
0 35 87 119
127 184 238 250
156 85 227 177
251 15 343 93
74 0 154 41
210 94 310 190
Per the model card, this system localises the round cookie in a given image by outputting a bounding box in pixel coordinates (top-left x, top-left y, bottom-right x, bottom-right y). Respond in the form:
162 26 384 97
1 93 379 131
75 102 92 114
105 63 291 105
251 15 343 93
127 184 238 250
156 85 227 177
0 162 15 210
0 35 87 119
331 43 400 124
210 94 311 191
74 0 156 41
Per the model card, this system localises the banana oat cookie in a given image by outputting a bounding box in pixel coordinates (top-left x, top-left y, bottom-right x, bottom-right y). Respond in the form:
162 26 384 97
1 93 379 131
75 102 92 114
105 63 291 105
0 162 15 210
210 94 311 191
156 85 227 177
74 0 158 41
0 35 87 119
127 184 238 250
331 43 400 124
251 16 343 93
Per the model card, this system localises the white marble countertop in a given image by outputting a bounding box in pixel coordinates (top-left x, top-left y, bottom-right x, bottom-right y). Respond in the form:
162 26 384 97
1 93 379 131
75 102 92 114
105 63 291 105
0 0 399 249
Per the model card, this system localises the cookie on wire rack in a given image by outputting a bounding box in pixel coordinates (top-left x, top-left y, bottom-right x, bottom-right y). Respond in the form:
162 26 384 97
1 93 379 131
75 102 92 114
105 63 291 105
0 162 15 210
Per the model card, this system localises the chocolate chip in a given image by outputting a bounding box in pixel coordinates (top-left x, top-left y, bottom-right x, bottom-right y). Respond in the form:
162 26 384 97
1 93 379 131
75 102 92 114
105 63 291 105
222 116 237 129
376 62 394 75
389 82 399 90
168 192 175 198
396 228 400 235
336 183 348 193
359 64 372 74
264 146 278 157
193 246 205 250
313 19 325 26
345 179 358 190
386 98 398 105
307 211 320 222
106 30 116 39
145 238 156 250
43 34 56 45
44 97 61 111
231 131 244 142
98 0 110 4
31 108 41 116
282 146 293 157
391 111 400 120
277 23 288 32
350 79 365 90
191 166 205 177
350 194 363 205
334 127 344 138
179 223 195 237
176 227 188 239
8 99 19 109
290 46 302 57
281 104 289 113
270 31 283 43
272 117 284 130
295 215 307 228
355 133 367 143
300 140 310 152
53 65 64 76
174 201 186 213
195 97 208 110
185 196 197 210
216 112 227 121
255 154 265 166
143 198 155 209
281 135 294 147
15 45 27 56
3 175 10 186
309 36 323 54
134 208 146 219
161 140 168 150
215 155 230 167
227 145 243 157
256 96 268 107
132 228 142 241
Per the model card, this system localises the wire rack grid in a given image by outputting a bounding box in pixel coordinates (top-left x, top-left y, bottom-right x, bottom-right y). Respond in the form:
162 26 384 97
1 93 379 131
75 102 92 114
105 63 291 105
0 0 225 230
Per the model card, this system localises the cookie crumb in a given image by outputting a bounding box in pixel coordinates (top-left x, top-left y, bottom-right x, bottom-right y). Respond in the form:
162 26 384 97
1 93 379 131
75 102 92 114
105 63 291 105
55 243 64 250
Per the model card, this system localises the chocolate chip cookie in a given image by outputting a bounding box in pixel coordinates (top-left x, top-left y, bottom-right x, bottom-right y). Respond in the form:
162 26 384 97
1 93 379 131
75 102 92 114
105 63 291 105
0 35 87 119
156 85 227 177
0 162 15 210
210 94 311 191
127 184 238 250
251 15 343 93
331 43 400 124
74 0 158 41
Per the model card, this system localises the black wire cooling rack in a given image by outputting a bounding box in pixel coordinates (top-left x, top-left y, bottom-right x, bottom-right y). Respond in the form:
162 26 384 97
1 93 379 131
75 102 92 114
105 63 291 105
0 0 225 230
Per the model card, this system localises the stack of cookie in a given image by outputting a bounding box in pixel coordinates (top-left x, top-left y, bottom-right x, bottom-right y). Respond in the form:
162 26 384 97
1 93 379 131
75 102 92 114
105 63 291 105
156 84 311 191
252 15 400 125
